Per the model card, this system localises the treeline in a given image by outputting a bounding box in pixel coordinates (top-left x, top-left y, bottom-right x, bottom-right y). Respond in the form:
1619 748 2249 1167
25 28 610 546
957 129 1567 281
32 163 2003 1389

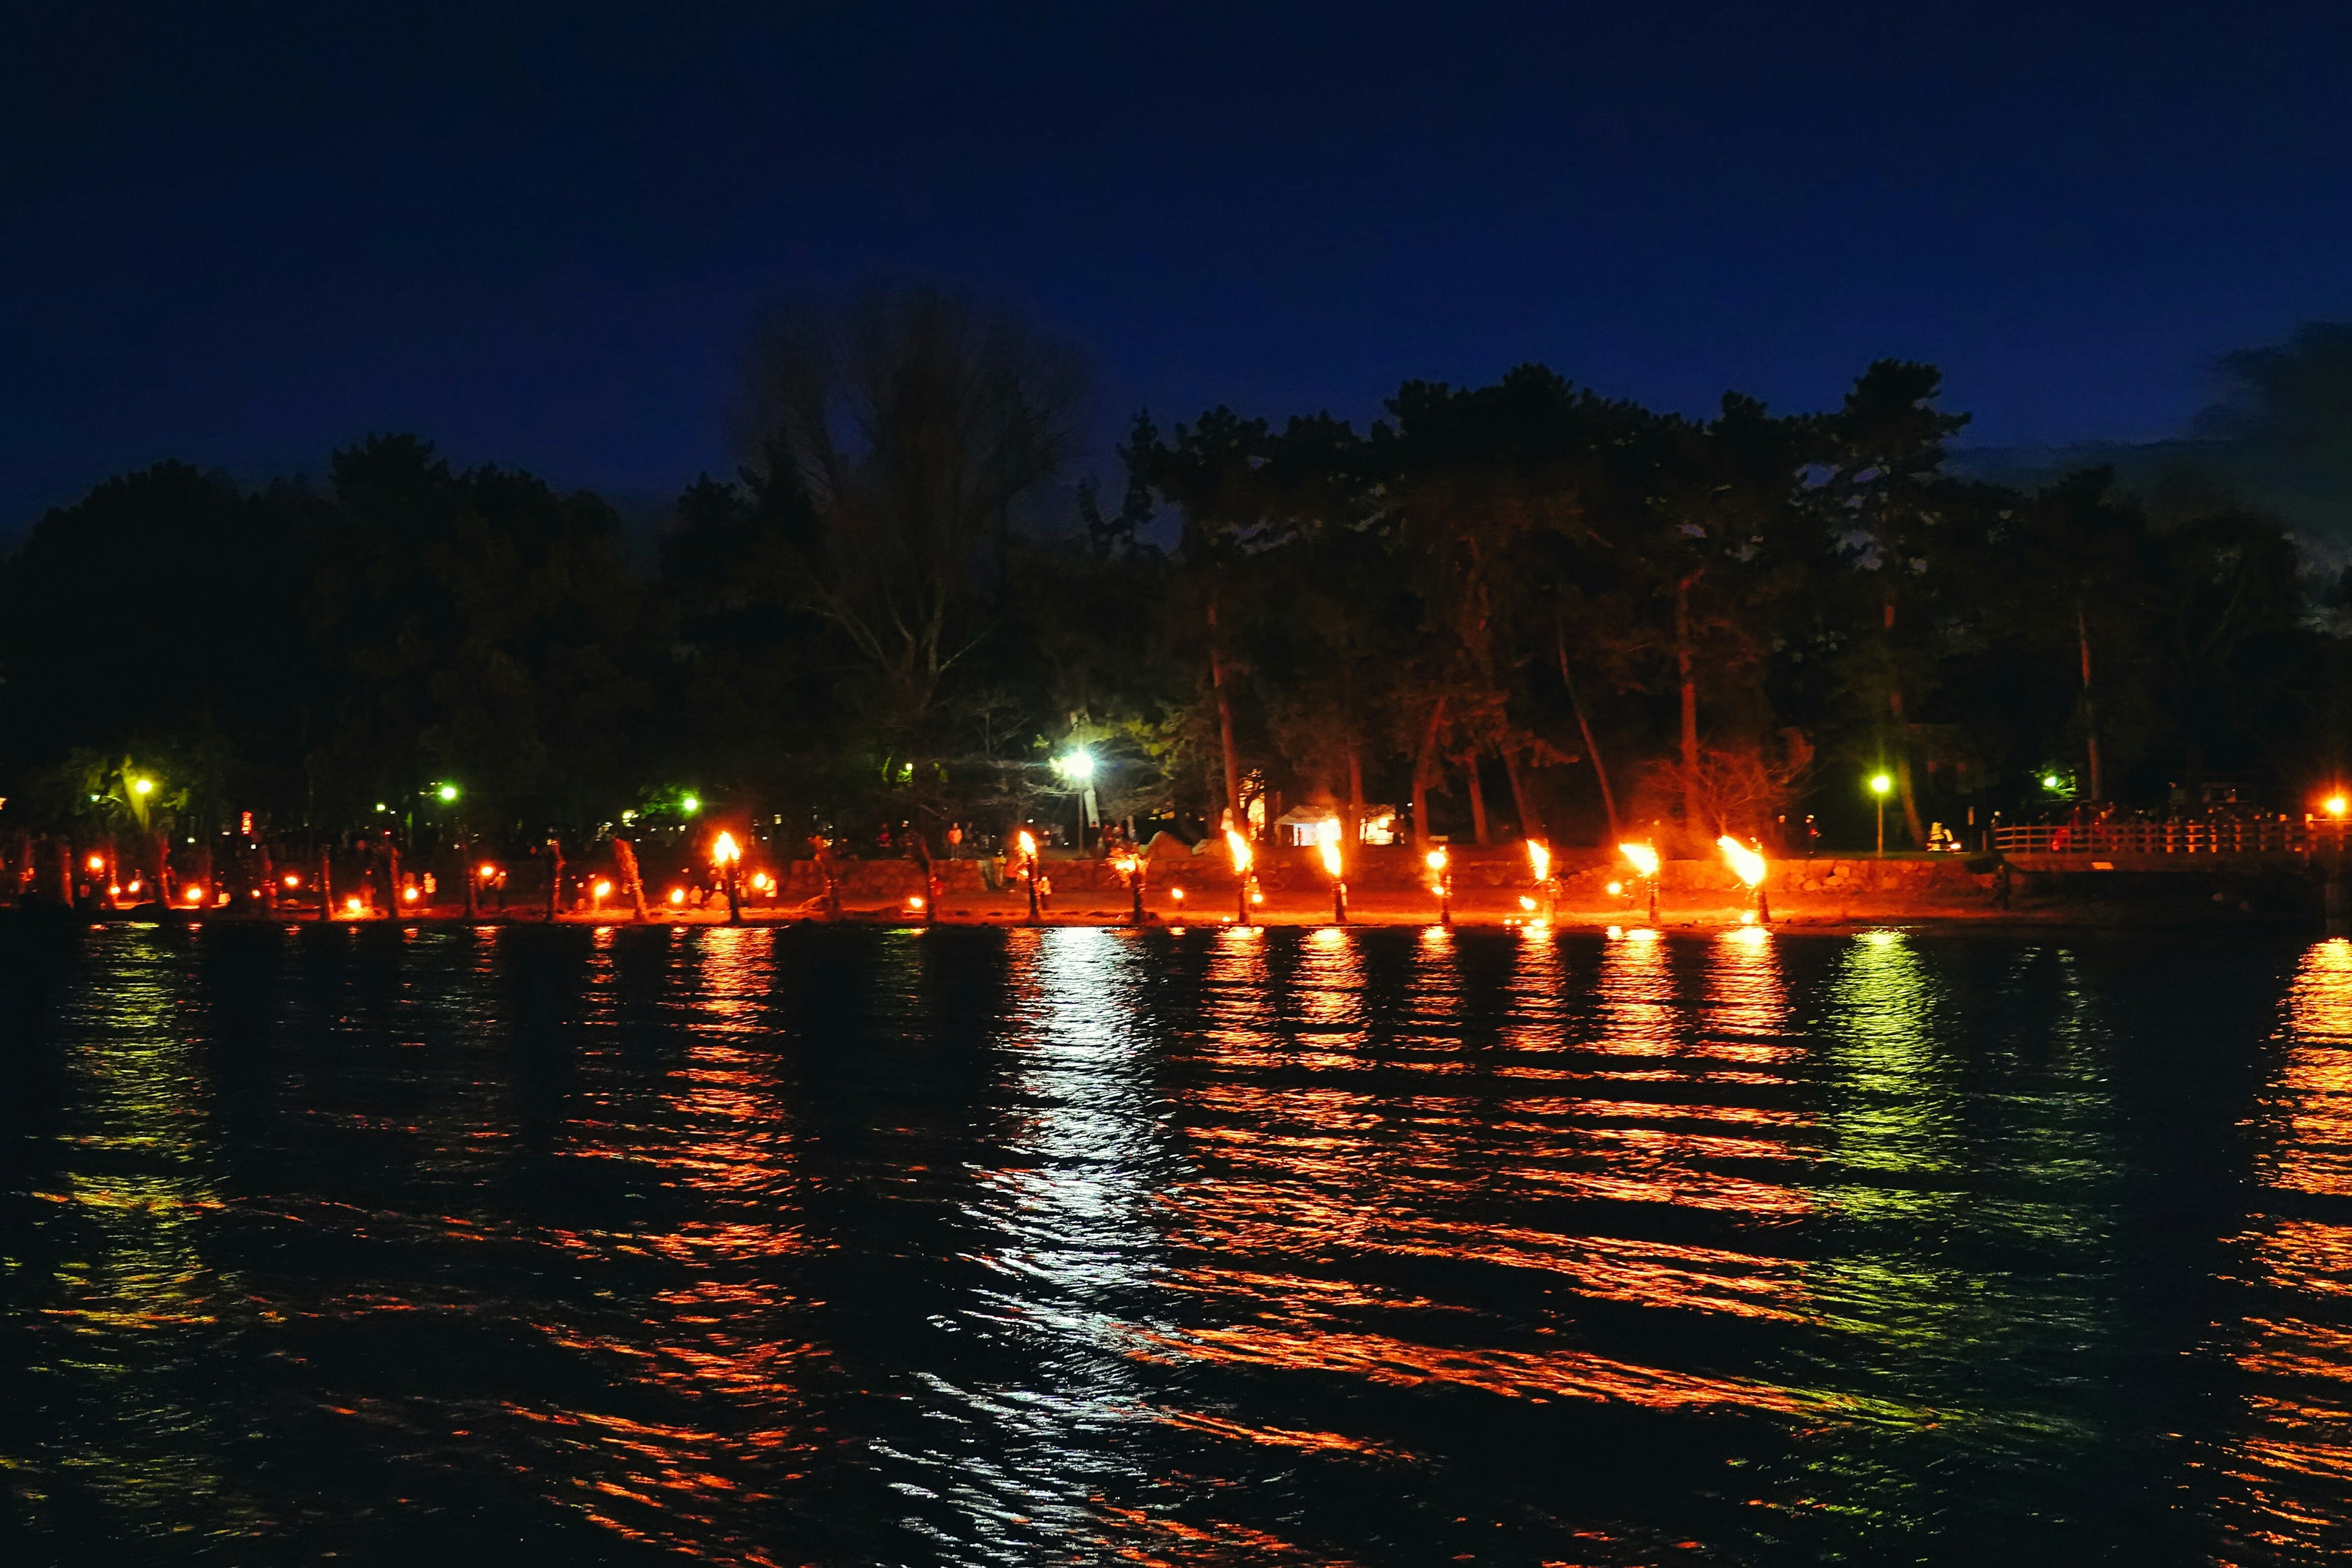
2 290 2344 872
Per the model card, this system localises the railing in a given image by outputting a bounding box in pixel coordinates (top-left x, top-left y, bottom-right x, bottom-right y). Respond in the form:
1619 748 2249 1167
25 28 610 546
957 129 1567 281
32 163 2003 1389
1994 821 2351 856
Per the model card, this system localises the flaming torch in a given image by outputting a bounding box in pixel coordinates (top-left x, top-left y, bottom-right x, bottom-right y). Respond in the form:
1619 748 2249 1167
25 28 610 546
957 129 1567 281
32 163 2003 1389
1717 835 1768 924
1114 851 1147 924
1525 839 1555 921
1318 817 1348 924
1619 841 1661 924
1425 845 1452 927
1225 827 1254 926
712 831 742 924
1017 829 1042 924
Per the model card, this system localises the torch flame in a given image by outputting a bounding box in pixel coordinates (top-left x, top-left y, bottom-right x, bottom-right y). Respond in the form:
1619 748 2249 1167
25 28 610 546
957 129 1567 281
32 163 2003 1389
1717 835 1766 888
1316 818 1343 878
1618 842 1660 878
1525 839 1551 883
1425 846 1449 873
1224 827 1254 874
1016 829 1038 860
712 831 740 865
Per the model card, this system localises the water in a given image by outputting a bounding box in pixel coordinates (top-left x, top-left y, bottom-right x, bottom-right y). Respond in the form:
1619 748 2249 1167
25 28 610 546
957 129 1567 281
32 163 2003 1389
1 921 2348 1566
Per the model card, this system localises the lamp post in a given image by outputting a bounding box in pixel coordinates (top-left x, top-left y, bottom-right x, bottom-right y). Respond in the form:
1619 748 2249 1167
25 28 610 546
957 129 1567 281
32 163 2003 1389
1058 748 1096 856
1870 772 1893 859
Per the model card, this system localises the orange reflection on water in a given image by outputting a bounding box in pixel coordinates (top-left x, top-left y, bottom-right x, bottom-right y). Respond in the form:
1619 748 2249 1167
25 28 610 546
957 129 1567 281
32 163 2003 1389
2211 938 2352 1555
532 925 821 1562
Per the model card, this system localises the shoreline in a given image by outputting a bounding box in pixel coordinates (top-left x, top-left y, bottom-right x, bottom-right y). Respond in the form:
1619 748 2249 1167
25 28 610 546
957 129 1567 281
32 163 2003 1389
7 891 2313 936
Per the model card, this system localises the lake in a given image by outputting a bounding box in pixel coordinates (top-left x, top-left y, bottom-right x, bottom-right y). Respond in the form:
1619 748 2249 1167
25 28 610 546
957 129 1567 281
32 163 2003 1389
1 920 2348 1565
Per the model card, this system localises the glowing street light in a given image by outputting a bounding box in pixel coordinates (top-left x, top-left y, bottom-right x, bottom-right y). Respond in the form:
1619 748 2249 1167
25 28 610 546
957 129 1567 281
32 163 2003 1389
1318 818 1347 924
1226 827 1256 926
1425 845 1452 927
1057 748 1097 854
1869 772 1893 859
681 794 701 815
130 777 154 797
437 783 459 804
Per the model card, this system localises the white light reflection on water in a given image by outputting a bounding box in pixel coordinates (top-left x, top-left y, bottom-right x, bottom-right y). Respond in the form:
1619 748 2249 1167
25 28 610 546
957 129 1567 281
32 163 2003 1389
905 925 1178 1559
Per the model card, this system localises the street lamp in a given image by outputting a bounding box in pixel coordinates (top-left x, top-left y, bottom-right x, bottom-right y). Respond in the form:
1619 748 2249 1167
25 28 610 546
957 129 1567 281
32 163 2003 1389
1869 772 1893 859
1058 748 1096 855
437 783 459 804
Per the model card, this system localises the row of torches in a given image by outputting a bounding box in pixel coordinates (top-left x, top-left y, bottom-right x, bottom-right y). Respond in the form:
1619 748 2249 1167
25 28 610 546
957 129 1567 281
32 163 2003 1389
1001 823 1771 927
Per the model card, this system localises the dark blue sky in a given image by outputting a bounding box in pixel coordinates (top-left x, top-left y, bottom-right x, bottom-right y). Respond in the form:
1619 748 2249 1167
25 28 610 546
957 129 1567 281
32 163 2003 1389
6 1 2350 532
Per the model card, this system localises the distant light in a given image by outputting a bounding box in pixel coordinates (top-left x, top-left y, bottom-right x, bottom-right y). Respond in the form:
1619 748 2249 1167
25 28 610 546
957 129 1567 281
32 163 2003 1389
283 873 301 888
344 895 363 914
184 886 205 904
478 863 498 881
1250 891 1265 904
1058 748 1095 783
1870 773 1894 797
1170 887 1185 902
1518 895 1538 911
681 794 701 815
620 810 636 823
1425 847 1448 873
2329 795 2350 820
668 887 687 905
130 777 154 797
437 784 459 803
592 879 612 900
1605 880 1624 897
2041 774 2064 792
374 802 388 813
86 854 104 872
907 895 926 910
402 886 420 902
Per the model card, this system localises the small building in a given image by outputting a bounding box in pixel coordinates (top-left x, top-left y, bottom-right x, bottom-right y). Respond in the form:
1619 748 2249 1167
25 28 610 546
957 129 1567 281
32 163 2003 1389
1273 805 1401 848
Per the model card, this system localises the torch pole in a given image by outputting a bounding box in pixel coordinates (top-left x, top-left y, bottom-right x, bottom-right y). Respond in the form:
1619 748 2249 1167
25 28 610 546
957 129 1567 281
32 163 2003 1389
1130 865 1146 925
1439 874 1452 929
1025 854 1041 925
1333 878 1348 924
725 859 742 925
1237 873 1250 927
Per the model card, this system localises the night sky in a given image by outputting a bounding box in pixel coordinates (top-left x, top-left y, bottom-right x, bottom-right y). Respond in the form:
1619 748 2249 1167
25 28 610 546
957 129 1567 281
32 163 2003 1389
7 2 2351 533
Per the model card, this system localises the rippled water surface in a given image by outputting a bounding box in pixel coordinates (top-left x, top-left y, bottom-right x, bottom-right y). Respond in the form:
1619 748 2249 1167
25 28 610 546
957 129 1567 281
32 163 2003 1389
4 921 2352 1564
